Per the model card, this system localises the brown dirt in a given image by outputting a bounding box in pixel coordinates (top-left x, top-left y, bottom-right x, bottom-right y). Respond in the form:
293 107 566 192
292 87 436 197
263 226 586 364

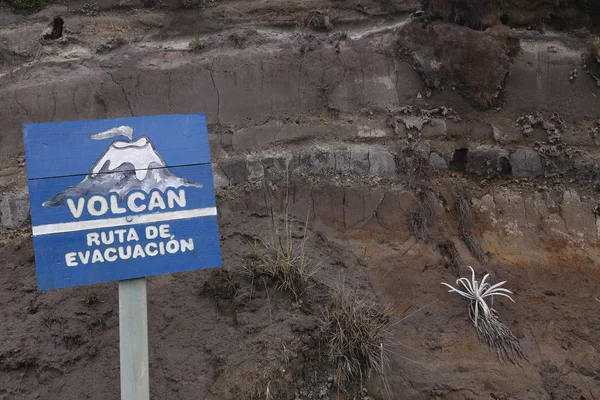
2 182 600 399
1 0 600 399
0 213 379 399
396 21 520 110
423 0 600 31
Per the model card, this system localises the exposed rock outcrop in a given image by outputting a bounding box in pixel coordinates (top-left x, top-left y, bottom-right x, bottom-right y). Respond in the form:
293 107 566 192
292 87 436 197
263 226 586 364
396 21 520 110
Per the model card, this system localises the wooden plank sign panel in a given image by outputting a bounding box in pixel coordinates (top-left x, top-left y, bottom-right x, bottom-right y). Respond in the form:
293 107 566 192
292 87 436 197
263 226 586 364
23 114 222 290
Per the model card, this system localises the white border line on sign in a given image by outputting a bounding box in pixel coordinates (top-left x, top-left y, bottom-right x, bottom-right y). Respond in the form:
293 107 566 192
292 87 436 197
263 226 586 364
32 207 217 236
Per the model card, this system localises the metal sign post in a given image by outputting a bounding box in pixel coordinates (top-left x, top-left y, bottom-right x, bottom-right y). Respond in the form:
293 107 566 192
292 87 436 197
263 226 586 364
119 278 150 400
23 114 222 399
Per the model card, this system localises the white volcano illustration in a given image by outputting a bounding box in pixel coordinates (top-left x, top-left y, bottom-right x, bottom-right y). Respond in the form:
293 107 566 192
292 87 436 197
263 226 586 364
43 135 203 207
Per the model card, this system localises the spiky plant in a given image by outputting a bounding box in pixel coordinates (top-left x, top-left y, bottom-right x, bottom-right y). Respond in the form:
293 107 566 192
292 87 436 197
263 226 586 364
441 266 525 364
441 266 513 327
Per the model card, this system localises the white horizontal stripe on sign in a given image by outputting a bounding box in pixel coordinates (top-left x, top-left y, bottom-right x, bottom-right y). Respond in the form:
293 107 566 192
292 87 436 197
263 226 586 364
32 207 217 236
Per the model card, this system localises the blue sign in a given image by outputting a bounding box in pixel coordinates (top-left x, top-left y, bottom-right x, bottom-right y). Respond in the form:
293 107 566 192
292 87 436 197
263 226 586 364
23 114 222 290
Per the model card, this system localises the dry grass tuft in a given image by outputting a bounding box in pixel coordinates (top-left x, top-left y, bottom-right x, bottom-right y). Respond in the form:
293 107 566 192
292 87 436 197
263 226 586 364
248 161 319 301
251 210 318 301
319 284 393 382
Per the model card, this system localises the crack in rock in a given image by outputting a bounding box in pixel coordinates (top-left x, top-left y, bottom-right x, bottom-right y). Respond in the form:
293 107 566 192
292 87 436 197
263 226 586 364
106 71 133 116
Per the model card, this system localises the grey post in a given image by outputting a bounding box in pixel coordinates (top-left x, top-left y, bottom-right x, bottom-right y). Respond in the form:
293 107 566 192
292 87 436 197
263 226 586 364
119 278 150 400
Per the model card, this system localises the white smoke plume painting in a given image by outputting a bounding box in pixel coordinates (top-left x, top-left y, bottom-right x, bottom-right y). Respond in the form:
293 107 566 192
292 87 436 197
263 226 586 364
43 127 203 207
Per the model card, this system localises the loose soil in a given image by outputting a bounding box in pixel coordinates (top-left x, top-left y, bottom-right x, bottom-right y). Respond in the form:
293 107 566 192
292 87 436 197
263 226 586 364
0 0 600 399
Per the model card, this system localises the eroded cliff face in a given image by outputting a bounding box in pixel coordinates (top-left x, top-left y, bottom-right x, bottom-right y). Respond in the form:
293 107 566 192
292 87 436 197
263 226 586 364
0 1 599 399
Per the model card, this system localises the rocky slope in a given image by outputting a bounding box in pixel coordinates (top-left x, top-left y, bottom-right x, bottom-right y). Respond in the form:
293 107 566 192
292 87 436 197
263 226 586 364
1 1 599 399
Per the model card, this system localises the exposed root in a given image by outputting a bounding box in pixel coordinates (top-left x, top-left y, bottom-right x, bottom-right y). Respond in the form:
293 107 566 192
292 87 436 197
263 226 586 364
407 211 430 243
460 230 485 265
473 309 526 365
420 190 437 227
455 197 472 232
454 197 486 265
437 238 461 274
